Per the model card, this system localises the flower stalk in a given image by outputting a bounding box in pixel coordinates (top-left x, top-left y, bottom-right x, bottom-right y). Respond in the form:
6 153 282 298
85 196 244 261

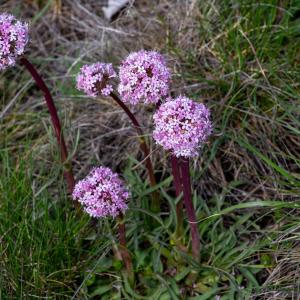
117 214 134 285
20 57 75 194
110 92 160 212
180 157 200 262
170 156 184 241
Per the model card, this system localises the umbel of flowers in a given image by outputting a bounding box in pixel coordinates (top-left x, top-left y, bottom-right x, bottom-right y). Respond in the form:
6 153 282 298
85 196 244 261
76 63 116 97
118 50 170 105
0 13 28 70
72 167 129 218
153 96 212 158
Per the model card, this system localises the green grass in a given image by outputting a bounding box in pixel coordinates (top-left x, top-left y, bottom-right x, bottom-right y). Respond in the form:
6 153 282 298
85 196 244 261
1 149 299 299
1 0 300 299
0 150 103 298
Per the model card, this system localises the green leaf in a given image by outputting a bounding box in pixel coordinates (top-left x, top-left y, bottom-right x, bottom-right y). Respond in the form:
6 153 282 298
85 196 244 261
139 176 173 197
239 267 259 287
174 267 190 282
201 200 300 222
187 287 218 299
90 285 112 297
152 249 163 273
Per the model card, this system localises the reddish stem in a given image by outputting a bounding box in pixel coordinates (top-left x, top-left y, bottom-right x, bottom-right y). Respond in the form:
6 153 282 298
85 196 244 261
110 92 159 211
180 157 200 261
117 215 134 284
170 156 184 240
20 57 75 194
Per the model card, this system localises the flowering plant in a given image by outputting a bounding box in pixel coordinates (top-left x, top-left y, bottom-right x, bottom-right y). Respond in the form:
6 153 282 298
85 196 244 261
2 12 213 291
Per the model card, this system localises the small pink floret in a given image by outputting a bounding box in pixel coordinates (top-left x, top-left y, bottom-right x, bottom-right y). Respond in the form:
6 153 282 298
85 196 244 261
153 96 212 157
118 50 170 105
0 13 29 70
72 167 129 218
76 62 116 97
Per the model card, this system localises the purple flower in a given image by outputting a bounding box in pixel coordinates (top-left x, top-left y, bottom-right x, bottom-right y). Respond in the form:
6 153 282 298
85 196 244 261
118 50 170 105
72 167 129 218
153 96 212 157
0 13 29 70
76 63 116 97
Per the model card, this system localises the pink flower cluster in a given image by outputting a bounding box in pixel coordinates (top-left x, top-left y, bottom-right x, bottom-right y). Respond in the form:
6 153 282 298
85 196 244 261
118 50 170 105
153 96 212 157
76 63 116 97
72 167 129 218
0 13 28 70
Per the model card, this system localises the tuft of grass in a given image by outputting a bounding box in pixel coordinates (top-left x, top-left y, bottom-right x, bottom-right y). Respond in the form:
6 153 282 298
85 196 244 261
0 149 107 299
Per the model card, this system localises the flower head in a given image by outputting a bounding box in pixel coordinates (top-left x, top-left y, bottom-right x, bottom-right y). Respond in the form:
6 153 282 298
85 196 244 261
72 167 129 218
0 13 29 70
153 96 212 157
118 50 170 105
76 62 116 97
